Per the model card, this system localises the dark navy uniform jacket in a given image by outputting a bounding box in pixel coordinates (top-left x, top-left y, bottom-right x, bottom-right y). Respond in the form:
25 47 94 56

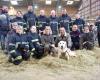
23 11 36 28
11 17 27 30
37 15 48 31
48 16 59 36
73 18 85 28
9 33 29 54
0 11 10 35
27 32 41 51
95 16 100 32
59 14 71 32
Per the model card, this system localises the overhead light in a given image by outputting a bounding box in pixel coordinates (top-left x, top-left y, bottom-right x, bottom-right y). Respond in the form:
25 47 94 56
2 0 23 1
34 5 38 9
45 0 52 5
58 5 62 9
67 1 74 5
10 0 18 5
2 0 9 1
74 0 80 1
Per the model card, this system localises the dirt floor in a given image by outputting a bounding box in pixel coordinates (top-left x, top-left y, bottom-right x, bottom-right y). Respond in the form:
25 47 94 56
0 47 100 80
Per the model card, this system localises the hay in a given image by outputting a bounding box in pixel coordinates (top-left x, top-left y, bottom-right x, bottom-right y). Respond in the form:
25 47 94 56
0 48 100 80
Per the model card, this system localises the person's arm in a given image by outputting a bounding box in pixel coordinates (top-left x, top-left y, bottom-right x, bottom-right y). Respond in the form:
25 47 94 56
90 32 95 44
27 34 35 52
79 34 84 49
40 35 46 45
51 35 55 47
8 36 16 54
55 36 59 47
67 33 72 48
23 14 27 22
82 19 85 27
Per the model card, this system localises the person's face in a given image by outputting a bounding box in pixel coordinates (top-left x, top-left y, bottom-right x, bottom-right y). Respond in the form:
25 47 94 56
72 25 78 31
51 10 56 17
16 12 22 17
30 26 37 33
28 6 33 12
76 14 80 19
84 27 89 33
2 6 8 12
45 27 51 35
16 26 23 34
62 9 67 14
12 23 18 30
40 10 45 16
59 28 65 36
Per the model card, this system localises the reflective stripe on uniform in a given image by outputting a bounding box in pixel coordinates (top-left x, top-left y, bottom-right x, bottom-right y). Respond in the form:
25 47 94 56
9 50 16 54
22 42 28 44
16 42 28 48
14 56 22 61
25 45 29 47
32 48 35 51
9 43 15 46
31 39 39 42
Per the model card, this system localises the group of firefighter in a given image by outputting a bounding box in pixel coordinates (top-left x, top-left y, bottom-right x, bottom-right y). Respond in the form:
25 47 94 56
0 5 100 65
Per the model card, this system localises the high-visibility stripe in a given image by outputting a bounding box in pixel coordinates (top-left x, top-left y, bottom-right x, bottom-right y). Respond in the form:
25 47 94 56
22 42 28 44
25 45 29 47
14 56 22 61
32 48 35 51
16 42 28 48
9 50 16 54
9 43 15 46
31 39 39 42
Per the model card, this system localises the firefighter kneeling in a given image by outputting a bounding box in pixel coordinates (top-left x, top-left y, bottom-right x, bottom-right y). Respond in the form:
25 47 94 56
8 25 30 65
27 26 44 59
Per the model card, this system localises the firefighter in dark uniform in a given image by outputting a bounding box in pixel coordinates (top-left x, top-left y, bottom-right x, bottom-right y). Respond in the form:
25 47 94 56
23 5 37 29
11 11 27 32
73 14 85 33
48 10 59 39
70 25 81 50
8 25 30 65
59 9 71 32
36 9 48 34
27 26 44 59
0 6 10 50
95 14 100 47
5 22 18 54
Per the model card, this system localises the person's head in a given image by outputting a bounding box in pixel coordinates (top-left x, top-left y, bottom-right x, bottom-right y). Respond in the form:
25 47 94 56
84 26 90 33
28 5 33 12
11 22 18 30
30 26 37 33
2 5 8 13
40 9 45 16
16 25 23 34
59 27 66 36
44 26 52 35
75 14 80 19
51 10 56 17
16 11 23 18
72 25 78 31
62 9 67 15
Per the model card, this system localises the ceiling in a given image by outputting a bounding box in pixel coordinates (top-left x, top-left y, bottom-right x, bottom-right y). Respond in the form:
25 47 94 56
0 0 82 8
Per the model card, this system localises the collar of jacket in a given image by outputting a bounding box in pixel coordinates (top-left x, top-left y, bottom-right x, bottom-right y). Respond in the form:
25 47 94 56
50 15 56 19
62 14 68 17
59 32 68 37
